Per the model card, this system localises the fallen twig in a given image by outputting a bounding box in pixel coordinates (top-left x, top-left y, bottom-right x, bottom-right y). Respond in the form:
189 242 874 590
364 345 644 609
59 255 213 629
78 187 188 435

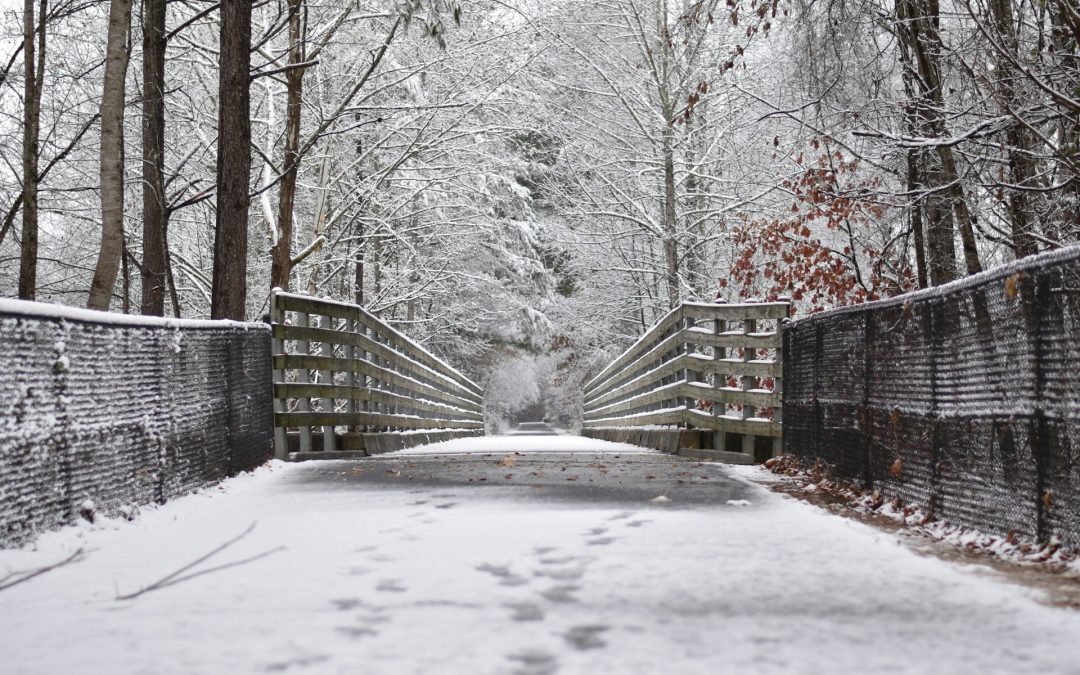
0 547 88 592
116 522 283 601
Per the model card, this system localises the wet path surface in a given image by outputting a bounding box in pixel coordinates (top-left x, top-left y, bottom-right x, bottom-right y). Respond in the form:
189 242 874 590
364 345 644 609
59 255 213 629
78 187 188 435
295 451 753 507
2 431 1080 674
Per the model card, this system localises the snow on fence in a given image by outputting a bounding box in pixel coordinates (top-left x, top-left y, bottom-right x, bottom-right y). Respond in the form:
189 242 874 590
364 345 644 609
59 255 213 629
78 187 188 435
0 300 272 548
784 245 1080 548
271 291 484 459
582 300 790 462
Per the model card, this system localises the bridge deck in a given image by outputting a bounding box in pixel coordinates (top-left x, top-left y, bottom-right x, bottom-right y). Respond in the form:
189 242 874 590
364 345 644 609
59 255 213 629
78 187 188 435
2 429 1078 673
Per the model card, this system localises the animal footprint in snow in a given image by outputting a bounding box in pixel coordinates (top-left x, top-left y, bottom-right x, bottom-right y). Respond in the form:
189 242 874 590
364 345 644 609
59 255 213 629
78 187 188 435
476 562 529 587
506 649 558 675
375 579 406 593
504 602 545 622
563 625 610 650
540 583 580 603
335 626 378 639
535 566 584 582
586 536 617 546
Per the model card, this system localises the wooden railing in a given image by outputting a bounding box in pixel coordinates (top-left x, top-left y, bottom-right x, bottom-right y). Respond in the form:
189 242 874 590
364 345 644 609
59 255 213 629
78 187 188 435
271 291 484 459
582 300 789 460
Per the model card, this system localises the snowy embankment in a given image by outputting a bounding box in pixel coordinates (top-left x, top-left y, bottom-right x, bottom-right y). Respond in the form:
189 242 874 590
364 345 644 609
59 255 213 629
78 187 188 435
2 440 1080 674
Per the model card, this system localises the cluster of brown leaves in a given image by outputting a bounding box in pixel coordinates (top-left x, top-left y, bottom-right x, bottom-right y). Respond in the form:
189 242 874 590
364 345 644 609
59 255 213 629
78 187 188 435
723 142 916 313
763 454 1077 568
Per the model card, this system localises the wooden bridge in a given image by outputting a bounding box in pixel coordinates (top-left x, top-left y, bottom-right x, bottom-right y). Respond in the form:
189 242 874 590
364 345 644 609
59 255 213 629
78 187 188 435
5 283 1080 674
271 291 788 464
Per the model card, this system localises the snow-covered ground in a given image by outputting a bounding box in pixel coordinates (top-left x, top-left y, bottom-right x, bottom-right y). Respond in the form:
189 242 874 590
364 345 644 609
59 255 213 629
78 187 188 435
390 432 652 456
2 437 1080 674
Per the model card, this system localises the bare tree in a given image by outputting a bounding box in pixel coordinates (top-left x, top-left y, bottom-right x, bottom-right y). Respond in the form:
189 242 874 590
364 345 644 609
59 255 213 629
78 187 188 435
87 0 132 311
211 0 252 320
141 0 167 315
269 0 305 293
19 0 46 300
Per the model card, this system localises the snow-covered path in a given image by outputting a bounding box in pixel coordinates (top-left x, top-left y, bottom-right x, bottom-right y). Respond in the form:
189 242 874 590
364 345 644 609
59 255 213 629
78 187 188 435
2 434 1080 675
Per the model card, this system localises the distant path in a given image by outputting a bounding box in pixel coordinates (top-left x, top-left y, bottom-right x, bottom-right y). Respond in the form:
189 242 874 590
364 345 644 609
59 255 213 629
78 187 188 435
2 430 1079 674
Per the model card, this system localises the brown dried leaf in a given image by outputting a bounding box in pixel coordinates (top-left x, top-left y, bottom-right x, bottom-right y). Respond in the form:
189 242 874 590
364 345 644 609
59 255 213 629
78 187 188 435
888 459 903 477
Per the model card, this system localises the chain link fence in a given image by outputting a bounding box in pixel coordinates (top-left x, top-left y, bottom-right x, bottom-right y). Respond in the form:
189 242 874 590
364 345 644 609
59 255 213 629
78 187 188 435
0 304 272 548
784 246 1080 548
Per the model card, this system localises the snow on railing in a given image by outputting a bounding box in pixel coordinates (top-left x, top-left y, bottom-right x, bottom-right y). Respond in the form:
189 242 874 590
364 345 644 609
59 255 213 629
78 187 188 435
271 290 483 459
582 300 790 460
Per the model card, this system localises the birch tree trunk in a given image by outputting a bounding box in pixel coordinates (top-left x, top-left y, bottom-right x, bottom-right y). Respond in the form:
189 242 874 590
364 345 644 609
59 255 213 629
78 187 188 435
211 0 252 320
88 0 132 311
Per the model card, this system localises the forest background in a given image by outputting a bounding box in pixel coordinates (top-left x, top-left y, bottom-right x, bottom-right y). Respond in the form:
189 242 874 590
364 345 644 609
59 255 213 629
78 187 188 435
3 0 1077 427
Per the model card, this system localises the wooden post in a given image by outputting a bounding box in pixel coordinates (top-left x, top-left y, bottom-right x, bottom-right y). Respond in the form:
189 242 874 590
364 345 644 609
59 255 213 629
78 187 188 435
348 310 359 433
319 313 334 453
271 290 287 459
682 310 693 422
360 317 370 433
296 310 312 453
741 314 757 458
772 303 789 458
712 300 727 452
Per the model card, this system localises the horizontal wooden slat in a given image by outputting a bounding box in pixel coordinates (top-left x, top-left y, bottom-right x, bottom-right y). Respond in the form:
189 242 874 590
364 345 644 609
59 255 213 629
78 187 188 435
273 354 480 410
585 351 782 409
683 383 780 408
691 356 782 379
274 323 481 405
684 329 781 351
587 330 691 399
681 301 791 321
584 306 685 394
275 383 483 420
275 292 482 396
277 411 484 430
685 409 782 437
582 408 687 428
585 381 779 419
585 302 788 398
584 346 690 408
584 380 686 419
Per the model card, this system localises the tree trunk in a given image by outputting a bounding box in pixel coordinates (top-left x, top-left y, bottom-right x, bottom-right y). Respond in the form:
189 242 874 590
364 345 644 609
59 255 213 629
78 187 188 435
270 0 304 292
88 0 132 311
908 0 981 276
662 123 679 308
211 0 252 320
906 149 929 289
895 0 966 285
141 0 167 315
19 0 46 301
1049 0 1080 238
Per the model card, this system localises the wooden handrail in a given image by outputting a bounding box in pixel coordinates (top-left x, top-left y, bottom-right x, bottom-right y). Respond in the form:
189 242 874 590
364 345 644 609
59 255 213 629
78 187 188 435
582 300 790 460
271 290 483 458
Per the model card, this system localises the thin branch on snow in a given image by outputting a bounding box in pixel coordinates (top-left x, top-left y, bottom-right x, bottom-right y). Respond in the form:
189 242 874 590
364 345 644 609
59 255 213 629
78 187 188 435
116 523 284 601
0 547 89 593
